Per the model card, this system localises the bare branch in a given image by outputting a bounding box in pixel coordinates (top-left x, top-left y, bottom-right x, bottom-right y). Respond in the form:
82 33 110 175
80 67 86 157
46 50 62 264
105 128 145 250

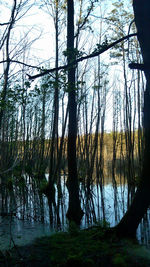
75 1 94 38
28 33 137 80
0 59 42 69
129 62 150 71
0 22 10 26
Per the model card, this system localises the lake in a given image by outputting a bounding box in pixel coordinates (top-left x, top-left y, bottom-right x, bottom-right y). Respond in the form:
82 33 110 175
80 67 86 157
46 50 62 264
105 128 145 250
0 175 149 250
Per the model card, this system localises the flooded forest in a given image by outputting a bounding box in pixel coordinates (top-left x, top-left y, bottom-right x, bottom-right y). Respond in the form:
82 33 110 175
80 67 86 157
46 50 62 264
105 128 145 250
0 0 149 250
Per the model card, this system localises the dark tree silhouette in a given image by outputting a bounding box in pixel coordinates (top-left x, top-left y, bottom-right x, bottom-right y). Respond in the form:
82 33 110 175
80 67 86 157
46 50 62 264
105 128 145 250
27 0 150 231
66 0 83 224
116 0 150 237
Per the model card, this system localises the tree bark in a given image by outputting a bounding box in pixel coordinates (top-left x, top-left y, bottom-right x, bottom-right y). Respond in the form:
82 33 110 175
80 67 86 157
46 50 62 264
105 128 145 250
66 0 83 224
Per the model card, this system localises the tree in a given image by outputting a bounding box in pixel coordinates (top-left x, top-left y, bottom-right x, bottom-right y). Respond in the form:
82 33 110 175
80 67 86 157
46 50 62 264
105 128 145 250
66 0 83 224
0 0 17 132
27 0 149 231
115 0 150 237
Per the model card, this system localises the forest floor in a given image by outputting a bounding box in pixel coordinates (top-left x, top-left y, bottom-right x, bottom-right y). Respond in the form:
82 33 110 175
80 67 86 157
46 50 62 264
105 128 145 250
1 224 150 267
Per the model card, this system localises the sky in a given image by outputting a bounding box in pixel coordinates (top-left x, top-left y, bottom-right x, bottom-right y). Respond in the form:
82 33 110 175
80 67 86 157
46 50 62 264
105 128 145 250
0 0 137 133
0 1 56 71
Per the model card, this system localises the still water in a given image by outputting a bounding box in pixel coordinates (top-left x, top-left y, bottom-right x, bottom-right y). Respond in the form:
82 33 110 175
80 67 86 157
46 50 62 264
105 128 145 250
0 176 149 250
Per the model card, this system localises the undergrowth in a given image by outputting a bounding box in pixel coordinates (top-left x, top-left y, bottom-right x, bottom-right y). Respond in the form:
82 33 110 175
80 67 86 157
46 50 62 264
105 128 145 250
1 222 150 266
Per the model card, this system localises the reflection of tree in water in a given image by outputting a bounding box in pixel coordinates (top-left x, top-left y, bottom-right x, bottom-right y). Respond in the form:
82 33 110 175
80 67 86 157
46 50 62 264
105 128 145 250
1 172 150 246
0 173 67 229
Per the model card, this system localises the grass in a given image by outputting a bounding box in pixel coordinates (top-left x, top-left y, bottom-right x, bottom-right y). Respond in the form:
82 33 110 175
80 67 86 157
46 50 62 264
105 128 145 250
1 223 150 266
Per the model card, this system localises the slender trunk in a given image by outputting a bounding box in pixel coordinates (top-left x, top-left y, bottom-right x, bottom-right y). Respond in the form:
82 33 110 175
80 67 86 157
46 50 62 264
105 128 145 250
0 0 16 132
45 1 60 201
39 86 46 175
49 0 59 181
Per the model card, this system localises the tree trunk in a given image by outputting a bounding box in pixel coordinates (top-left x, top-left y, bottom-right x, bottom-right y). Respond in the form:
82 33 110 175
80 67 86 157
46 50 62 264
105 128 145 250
66 0 83 224
116 0 150 237
0 0 16 132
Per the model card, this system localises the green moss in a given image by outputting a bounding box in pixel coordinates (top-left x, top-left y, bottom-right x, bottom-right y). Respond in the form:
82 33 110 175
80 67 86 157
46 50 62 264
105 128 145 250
46 225 110 266
112 253 127 266
68 221 80 236
4 225 150 267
